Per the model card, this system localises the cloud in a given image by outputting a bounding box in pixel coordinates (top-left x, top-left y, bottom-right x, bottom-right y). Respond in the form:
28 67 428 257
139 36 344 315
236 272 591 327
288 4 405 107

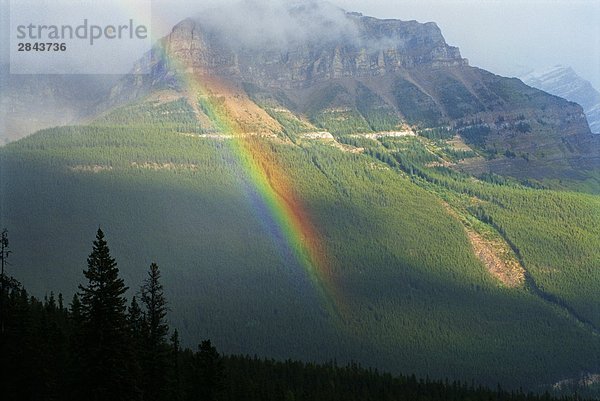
190 0 360 50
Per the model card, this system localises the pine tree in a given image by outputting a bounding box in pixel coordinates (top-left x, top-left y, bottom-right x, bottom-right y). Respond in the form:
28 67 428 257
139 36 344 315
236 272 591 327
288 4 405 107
0 280 29 401
128 296 145 343
140 262 169 401
141 263 169 350
128 296 145 400
67 293 85 400
76 228 139 401
167 330 185 401
191 340 225 401
1 228 11 334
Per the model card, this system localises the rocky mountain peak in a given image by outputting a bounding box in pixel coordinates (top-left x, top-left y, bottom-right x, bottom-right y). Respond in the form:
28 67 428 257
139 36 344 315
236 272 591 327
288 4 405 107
154 3 467 88
521 65 600 133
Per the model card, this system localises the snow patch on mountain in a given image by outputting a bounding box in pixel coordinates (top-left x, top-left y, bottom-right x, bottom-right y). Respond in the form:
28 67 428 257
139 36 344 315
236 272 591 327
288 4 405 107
521 65 600 133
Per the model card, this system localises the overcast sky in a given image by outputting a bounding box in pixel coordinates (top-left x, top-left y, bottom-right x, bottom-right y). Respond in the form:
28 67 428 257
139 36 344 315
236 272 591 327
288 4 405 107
1 0 598 88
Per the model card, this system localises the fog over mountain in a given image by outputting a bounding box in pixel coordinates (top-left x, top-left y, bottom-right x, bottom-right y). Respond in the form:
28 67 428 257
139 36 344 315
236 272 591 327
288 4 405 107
145 0 600 89
1 0 597 87
193 1 359 50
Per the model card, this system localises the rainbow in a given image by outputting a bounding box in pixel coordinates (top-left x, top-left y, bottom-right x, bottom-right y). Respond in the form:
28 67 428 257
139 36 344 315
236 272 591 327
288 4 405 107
145 27 346 317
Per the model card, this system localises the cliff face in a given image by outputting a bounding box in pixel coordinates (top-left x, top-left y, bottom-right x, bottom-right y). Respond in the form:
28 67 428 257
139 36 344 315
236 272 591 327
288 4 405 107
107 5 596 180
160 13 467 88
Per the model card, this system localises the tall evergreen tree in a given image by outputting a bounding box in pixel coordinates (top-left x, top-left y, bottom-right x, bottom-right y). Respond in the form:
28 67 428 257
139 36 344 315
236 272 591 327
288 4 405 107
76 228 138 401
141 263 169 350
128 296 145 400
190 340 225 401
167 329 185 401
140 262 169 401
67 293 85 401
1 228 11 334
128 296 146 344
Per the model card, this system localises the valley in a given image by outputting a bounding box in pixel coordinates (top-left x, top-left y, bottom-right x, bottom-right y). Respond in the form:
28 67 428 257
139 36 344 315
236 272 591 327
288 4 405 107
2 92 599 389
1 3 599 394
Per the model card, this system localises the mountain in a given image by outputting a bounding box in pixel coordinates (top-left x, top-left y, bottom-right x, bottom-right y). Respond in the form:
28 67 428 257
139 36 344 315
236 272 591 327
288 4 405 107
521 65 600 134
105 5 598 184
0 66 117 144
1 2 599 392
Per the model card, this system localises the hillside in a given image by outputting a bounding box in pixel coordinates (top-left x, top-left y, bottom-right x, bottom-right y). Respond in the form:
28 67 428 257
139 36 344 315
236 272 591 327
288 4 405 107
2 98 600 389
0 65 116 144
4 275 596 401
106 6 598 185
1 3 599 393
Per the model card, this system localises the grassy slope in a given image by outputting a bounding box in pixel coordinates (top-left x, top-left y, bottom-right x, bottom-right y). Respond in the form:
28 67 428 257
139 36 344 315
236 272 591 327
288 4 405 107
1 99 599 390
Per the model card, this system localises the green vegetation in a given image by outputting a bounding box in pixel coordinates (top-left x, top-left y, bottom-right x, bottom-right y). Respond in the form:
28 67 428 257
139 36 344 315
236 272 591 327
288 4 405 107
432 76 485 119
367 137 600 328
308 91 374 135
458 124 491 147
392 78 443 126
1 98 599 392
2 237 595 400
94 98 201 132
417 127 454 140
539 169 600 195
0 229 226 401
356 82 401 131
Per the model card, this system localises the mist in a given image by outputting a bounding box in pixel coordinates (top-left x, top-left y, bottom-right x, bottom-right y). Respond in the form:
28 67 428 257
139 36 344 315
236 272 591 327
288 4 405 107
1 0 598 87
147 0 599 89
190 1 360 50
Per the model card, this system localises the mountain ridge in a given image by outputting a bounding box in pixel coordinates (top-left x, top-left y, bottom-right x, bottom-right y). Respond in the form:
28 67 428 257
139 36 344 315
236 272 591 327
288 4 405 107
521 65 600 134
105 6 597 184
0 65 116 144
1 5 599 390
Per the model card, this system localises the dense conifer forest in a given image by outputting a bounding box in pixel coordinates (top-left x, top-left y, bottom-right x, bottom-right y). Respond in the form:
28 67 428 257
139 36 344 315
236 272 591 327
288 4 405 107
1 97 598 393
3 3 600 397
0 228 596 401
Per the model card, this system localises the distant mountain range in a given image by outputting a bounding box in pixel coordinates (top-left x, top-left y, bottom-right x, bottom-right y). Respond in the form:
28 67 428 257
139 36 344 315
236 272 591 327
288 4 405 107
520 66 600 134
0 66 116 144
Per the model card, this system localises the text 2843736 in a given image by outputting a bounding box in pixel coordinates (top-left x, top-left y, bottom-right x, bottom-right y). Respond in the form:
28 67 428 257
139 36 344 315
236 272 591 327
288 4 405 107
17 42 67 52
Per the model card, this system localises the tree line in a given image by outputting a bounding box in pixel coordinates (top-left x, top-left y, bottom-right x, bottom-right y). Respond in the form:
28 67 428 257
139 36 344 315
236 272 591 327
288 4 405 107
0 228 595 401
0 228 224 401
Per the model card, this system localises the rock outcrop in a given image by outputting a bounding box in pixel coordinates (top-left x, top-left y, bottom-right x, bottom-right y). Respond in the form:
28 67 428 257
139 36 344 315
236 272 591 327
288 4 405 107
148 9 468 89
95 4 600 179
